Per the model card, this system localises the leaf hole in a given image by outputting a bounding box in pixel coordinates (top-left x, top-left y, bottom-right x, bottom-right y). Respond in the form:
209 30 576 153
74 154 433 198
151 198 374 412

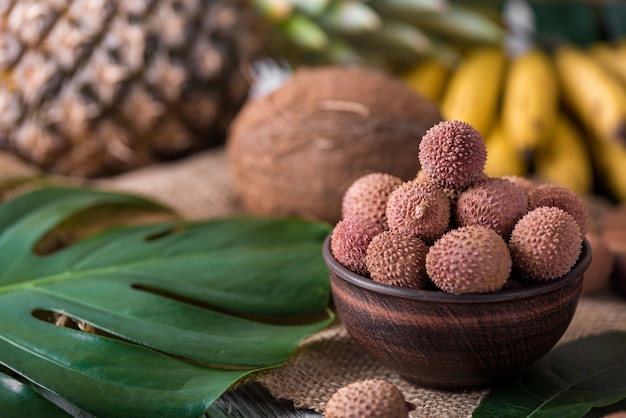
30 309 258 371
34 205 173 256
0 363 20 378
31 309 112 337
143 224 187 242
131 284 332 326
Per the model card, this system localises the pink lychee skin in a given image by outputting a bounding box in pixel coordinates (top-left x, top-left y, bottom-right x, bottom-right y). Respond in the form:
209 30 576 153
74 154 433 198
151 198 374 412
426 225 512 294
454 177 528 240
418 120 487 191
325 379 410 418
527 183 590 235
330 216 384 275
385 178 451 244
366 230 430 289
502 175 535 199
509 206 583 281
341 172 403 229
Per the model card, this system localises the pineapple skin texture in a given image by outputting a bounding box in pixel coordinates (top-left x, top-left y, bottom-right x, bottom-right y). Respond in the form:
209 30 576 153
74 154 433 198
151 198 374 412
0 0 253 177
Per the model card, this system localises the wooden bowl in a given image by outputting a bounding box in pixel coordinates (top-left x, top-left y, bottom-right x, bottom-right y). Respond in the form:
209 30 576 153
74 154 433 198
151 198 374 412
323 235 591 390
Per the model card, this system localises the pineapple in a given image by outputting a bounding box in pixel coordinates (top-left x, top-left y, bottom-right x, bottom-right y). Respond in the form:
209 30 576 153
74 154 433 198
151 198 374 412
0 0 504 178
0 0 258 177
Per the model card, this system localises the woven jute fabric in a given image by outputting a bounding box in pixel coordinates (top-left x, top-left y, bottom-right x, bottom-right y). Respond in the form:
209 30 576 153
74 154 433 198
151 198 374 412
97 147 244 220
0 151 40 178
3 146 626 417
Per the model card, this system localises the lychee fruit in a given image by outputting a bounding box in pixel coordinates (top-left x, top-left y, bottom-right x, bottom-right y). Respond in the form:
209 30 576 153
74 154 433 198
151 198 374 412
325 379 412 418
331 216 384 275
342 172 403 229
366 231 430 289
509 206 583 281
528 182 589 235
418 120 487 191
426 225 512 294
502 175 535 199
455 177 528 240
385 178 451 244
416 169 466 205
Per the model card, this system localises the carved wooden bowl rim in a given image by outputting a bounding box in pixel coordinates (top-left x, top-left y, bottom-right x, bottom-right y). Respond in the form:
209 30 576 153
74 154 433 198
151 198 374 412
323 234 592 303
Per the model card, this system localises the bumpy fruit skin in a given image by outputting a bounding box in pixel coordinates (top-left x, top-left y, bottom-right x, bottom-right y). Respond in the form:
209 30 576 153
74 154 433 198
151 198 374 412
342 172 403 229
0 0 253 177
426 225 511 294
418 120 487 191
455 177 528 240
415 169 471 205
528 183 590 235
385 178 451 244
325 379 410 418
502 175 536 198
509 206 583 281
366 231 429 289
331 216 384 275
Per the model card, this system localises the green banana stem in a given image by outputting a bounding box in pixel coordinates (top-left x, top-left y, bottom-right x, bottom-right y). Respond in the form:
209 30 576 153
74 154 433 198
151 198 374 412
371 0 449 14
288 0 329 16
280 13 329 50
386 4 506 44
366 21 434 55
321 1 382 34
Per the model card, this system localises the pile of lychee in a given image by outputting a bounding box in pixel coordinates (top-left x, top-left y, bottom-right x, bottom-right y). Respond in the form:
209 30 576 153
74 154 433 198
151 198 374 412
330 120 589 295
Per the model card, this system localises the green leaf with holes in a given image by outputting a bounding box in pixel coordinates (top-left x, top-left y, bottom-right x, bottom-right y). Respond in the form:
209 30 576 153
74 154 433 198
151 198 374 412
0 186 334 417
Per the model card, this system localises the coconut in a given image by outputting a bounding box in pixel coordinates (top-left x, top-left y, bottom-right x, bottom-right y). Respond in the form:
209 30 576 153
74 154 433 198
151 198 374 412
226 66 442 223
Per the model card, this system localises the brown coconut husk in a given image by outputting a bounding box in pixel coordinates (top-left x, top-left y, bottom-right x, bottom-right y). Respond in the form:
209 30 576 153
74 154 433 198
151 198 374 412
227 65 442 224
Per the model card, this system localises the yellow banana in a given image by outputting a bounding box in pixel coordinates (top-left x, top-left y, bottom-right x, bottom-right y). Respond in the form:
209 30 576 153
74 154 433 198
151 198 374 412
501 48 559 153
554 45 626 147
402 57 451 102
534 113 593 195
440 47 506 137
590 136 626 202
484 122 526 178
588 41 626 85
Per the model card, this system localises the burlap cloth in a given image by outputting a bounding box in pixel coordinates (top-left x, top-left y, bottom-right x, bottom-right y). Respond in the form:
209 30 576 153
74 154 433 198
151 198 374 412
2 147 626 417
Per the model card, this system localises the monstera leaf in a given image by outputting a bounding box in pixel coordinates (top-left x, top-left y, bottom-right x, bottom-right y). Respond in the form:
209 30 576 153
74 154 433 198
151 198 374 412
473 332 626 418
0 186 334 417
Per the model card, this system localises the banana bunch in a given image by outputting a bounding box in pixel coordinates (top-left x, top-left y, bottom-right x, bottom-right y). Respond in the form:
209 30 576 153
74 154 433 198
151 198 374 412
403 40 626 201
440 47 506 138
553 43 626 200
